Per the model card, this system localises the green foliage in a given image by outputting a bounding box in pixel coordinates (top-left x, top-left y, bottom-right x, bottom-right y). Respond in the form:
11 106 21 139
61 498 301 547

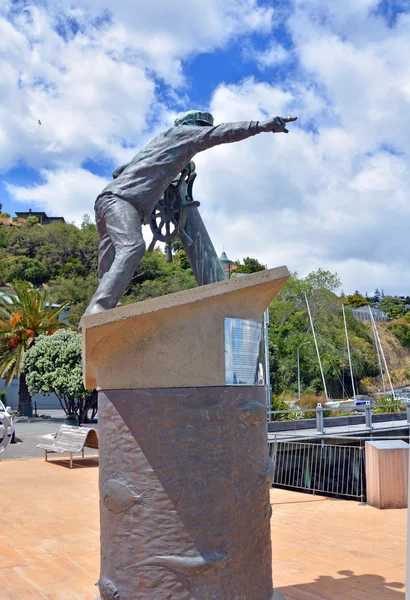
343 293 368 307
378 296 405 319
268 270 379 398
26 216 39 226
124 248 196 302
0 256 49 285
6 219 99 278
372 396 405 414
23 329 96 423
271 396 292 421
0 390 6 404
387 319 410 347
234 256 265 273
0 281 68 385
0 215 199 327
47 274 98 327
0 224 7 249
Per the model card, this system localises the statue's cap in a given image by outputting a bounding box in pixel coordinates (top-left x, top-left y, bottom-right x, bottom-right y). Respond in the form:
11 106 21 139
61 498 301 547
174 110 214 127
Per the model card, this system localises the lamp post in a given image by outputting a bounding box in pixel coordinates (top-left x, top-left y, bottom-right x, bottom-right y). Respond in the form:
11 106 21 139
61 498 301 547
297 341 311 401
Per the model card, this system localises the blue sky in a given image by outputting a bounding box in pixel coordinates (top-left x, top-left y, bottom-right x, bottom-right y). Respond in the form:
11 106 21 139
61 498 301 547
1 0 410 294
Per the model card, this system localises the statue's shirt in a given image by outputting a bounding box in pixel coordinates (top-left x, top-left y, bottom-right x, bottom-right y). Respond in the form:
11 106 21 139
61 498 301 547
97 121 259 223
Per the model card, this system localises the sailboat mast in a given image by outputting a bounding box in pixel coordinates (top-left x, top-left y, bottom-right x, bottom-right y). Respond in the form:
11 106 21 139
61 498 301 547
368 306 395 398
342 304 356 399
304 292 329 400
368 306 386 394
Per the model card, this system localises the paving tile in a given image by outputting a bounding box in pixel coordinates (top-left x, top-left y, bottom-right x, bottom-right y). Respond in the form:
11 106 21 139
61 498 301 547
2 458 407 599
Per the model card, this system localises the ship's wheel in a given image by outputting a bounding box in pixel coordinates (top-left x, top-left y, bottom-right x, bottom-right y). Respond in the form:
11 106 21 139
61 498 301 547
149 162 200 261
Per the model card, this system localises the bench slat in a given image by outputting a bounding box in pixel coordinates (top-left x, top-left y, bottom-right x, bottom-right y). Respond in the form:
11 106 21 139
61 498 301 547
37 425 99 454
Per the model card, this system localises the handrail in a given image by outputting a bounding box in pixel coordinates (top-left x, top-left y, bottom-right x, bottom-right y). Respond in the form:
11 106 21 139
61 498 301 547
270 401 409 416
269 400 410 434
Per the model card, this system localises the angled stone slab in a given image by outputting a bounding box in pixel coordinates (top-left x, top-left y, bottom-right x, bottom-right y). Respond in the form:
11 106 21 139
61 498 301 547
83 265 290 390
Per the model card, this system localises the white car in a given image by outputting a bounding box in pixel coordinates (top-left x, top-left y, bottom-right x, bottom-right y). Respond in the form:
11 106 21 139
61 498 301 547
0 400 15 444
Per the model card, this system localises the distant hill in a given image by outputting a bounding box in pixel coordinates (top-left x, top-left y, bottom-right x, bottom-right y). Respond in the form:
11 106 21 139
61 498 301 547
0 216 196 326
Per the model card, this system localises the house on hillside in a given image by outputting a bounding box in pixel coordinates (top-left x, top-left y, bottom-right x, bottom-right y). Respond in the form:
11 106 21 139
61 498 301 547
15 209 65 225
352 306 388 322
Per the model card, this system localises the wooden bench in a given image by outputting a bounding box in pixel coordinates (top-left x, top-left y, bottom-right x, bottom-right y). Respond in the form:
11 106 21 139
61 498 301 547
37 425 99 468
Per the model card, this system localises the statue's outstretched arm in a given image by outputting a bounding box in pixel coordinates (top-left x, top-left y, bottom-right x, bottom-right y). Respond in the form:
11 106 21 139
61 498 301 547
186 116 297 153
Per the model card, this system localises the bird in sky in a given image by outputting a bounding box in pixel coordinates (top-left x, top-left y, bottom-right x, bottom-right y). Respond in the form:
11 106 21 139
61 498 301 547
37 119 41 125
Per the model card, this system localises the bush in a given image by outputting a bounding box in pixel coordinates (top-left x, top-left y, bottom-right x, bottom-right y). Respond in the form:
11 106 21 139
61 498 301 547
0 256 49 285
24 330 97 424
388 319 410 347
0 390 6 404
271 395 293 421
373 396 405 414
298 394 328 418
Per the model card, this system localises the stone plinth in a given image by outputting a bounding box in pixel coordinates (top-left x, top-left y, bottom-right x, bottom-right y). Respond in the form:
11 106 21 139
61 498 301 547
82 267 290 600
82 266 289 390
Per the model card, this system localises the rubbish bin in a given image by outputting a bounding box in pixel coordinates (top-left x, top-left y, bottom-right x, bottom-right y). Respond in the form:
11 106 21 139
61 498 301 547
23 404 33 418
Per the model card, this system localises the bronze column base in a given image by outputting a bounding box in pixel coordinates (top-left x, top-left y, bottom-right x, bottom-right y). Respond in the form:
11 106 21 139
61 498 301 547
97 386 275 600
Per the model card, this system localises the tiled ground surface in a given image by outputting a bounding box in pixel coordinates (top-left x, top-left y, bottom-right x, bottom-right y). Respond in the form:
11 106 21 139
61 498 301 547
272 490 406 599
1 457 406 599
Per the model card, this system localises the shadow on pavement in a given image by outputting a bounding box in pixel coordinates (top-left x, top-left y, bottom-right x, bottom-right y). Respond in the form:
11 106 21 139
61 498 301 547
277 570 405 599
45 456 99 469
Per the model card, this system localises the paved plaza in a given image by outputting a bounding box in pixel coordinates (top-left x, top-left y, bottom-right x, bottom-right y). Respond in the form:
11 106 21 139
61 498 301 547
0 457 406 599
4 416 98 461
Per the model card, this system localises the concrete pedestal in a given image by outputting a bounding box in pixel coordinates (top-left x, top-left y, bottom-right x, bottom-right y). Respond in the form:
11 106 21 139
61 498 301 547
365 440 409 509
83 267 290 600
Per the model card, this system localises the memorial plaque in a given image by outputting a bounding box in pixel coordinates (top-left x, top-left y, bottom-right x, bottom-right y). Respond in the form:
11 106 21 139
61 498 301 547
224 318 263 385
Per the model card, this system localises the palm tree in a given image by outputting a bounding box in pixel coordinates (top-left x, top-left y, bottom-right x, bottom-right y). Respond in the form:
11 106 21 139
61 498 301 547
0 281 68 414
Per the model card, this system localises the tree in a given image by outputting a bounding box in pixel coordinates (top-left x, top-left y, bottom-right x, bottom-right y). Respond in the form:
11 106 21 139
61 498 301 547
378 296 405 319
234 257 265 273
26 215 39 226
0 256 49 285
47 273 98 327
343 293 368 308
24 330 97 425
125 248 196 302
267 270 378 398
0 282 68 413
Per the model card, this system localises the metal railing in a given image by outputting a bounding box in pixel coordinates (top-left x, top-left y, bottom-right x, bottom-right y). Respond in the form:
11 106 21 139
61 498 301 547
269 400 410 435
269 440 366 501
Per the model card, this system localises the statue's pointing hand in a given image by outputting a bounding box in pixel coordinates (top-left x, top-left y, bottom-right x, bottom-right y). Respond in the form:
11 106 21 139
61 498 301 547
260 115 297 134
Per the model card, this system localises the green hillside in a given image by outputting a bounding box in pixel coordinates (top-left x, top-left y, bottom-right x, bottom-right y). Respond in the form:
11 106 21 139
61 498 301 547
0 215 196 326
1 215 409 399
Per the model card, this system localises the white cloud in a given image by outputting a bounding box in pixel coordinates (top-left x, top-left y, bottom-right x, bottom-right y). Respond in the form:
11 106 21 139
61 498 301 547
0 0 274 172
6 168 108 224
3 0 410 295
246 41 289 70
191 71 410 295
73 0 274 83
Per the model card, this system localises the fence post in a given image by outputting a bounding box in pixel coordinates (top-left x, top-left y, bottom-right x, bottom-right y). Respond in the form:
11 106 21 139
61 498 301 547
359 444 366 506
316 403 324 434
406 400 410 424
365 401 373 431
